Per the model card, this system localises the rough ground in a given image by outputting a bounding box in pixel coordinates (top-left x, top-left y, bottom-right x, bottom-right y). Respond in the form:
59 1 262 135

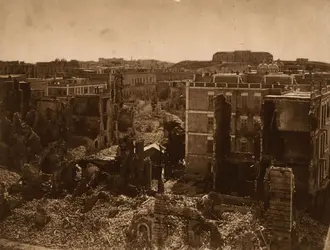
0 190 266 250
0 102 329 249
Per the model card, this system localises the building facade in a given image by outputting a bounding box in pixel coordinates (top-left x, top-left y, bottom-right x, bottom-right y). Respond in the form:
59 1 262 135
122 71 156 86
155 72 194 82
46 77 108 97
122 71 157 101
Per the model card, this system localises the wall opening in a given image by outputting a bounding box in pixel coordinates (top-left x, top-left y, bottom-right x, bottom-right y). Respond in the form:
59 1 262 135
137 223 151 242
95 140 99 149
103 116 108 130
102 98 107 113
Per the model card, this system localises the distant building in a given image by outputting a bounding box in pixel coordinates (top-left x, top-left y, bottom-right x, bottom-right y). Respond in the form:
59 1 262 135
46 77 108 97
98 58 124 66
36 59 80 78
281 58 330 73
212 50 273 65
198 62 251 74
122 71 157 101
0 61 36 78
154 72 194 82
27 78 48 98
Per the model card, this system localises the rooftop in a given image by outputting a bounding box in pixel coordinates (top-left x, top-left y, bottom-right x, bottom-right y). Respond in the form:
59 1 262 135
265 91 311 100
0 74 25 79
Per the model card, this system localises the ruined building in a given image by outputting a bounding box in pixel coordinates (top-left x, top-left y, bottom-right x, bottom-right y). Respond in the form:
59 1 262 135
262 77 330 217
0 70 129 154
68 71 130 150
186 63 296 196
0 76 31 117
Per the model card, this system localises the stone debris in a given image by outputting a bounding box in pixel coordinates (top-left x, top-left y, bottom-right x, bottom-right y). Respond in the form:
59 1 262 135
295 212 329 250
0 164 328 250
0 90 327 250
0 167 20 189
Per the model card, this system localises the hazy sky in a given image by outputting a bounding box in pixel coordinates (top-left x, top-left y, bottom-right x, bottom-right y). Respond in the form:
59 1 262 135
0 0 329 63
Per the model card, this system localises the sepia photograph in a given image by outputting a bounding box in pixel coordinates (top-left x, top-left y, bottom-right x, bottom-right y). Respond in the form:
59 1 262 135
0 0 330 249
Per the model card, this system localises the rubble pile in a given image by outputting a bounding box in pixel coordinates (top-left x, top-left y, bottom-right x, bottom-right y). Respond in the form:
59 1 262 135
0 167 20 189
295 212 329 250
163 211 264 249
134 108 164 145
0 195 147 249
219 211 263 248
67 146 88 160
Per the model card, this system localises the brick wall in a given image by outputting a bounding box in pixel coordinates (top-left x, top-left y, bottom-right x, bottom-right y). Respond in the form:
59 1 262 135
265 167 294 249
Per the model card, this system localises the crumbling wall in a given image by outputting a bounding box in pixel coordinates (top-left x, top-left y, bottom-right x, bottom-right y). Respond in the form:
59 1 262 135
265 167 294 250
262 100 277 155
214 94 232 192
34 99 69 145
153 196 169 246
276 101 311 132
70 95 114 151
281 132 311 161
152 195 224 248
0 79 31 117
117 108 134 133
72 96 99 117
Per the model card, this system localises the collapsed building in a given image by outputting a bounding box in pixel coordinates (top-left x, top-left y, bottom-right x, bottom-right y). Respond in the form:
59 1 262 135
185 65 291 178
186 63 330 219
0 69 174 196
262 80 330 218
0 70 130 165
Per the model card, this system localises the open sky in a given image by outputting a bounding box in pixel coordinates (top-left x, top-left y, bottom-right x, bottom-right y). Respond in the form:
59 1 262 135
0 0 329 63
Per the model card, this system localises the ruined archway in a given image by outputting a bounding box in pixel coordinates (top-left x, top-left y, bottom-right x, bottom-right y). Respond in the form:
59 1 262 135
137 223 151 242
129 216 153 243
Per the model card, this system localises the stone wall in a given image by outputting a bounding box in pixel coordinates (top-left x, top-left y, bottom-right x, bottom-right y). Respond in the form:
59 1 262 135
153 196 169 246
